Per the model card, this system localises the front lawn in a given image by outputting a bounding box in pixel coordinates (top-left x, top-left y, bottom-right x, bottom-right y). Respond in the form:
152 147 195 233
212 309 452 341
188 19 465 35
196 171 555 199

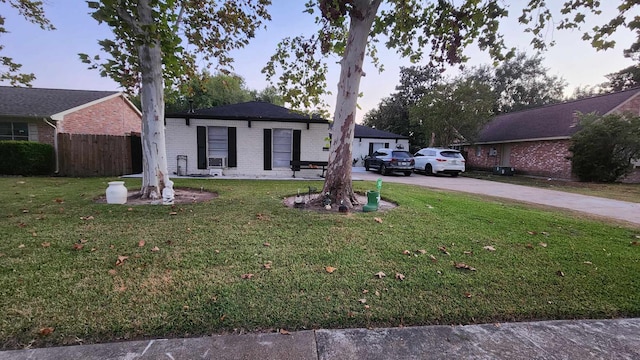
0 177 638 349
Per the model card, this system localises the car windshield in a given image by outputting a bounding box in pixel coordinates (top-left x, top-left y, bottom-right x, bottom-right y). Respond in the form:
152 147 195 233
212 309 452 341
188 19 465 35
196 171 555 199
440 151 462 158
392 151 413 159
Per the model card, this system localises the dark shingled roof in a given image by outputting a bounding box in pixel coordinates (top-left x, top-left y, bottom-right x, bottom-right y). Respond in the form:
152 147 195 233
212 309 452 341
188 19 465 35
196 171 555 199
477 87 640 143
0 86 120 118
354 124 408 139
168 101 329 123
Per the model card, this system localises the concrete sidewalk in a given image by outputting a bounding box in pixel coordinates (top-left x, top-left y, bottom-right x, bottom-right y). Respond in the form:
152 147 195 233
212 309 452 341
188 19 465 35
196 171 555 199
1 318 638 359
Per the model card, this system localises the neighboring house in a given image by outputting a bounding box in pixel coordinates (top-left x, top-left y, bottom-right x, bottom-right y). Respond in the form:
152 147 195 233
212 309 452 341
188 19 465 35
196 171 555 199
462 87 640 180
0 86 142 174
165 102 330 178
352 124 410 166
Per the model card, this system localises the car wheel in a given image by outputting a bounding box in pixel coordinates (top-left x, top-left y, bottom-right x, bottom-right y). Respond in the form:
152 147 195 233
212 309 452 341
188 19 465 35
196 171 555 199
404 171 412 176
451 172 459 177
380 164 387 175
425 164 433 176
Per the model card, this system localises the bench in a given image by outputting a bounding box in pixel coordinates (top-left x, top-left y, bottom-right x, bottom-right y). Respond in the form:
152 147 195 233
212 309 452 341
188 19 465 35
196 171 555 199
290 160 328 178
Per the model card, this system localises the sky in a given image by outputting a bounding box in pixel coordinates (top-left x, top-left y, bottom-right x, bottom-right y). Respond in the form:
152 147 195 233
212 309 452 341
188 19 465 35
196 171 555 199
1 1 636 123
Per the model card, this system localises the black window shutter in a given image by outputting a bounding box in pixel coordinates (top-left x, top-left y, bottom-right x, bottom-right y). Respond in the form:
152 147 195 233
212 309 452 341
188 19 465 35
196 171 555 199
384 142 390 148
368 143 374 155
227 127 237 168
197 126 207 169
263 129 272 170
293 130 301 162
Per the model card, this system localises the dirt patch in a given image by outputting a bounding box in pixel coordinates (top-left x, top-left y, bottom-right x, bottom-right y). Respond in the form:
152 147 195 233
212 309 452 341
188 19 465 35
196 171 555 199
95 188 218 205
283 192 397 213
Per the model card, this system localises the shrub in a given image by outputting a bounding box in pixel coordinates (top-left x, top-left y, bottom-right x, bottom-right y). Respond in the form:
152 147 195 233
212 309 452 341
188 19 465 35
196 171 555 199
0 141 55 176
569 113 640 182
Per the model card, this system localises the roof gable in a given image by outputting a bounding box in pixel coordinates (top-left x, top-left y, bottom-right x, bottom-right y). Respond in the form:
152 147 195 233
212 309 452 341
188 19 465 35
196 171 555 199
0 86 121 118
168 101 328 123
477 87 640 143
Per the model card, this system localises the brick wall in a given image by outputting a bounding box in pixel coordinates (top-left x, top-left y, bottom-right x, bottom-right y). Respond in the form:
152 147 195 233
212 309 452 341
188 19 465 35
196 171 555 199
617 93 640 115
36 122 55 146
59 95 141 135
465 140 574 179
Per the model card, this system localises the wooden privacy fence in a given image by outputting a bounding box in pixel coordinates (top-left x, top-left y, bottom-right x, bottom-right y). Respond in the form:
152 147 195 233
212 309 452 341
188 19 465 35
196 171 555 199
58 133 140 177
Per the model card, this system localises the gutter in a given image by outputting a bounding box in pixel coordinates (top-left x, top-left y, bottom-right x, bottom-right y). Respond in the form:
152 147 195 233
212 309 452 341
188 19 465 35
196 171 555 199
43 118 59 174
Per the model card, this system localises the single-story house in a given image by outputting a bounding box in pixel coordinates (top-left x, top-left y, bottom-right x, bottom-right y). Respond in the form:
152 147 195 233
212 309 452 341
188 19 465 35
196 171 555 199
0 86 142 174
165 102 330 178
352 124 410 166
462 87 640 180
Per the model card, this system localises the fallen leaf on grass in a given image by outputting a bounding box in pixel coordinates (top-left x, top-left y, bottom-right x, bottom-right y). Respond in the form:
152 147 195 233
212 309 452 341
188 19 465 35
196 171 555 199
325 266 337 274
464 292 472 298
73 243 84 250
483 245 496 252
358 298 367 304
583 261 593 265
541 232 550 236
539 242 548 248
525 243 534 249
127 208 133 211
556 270 565 277
463 251 473 255
18 244 25 249
263 262 272 270
256 213 270 221
39 327 54 336
438 246 450 256
362 289 369 294
22 209 29 213
454 262 476 271
241 273 254 279
279 329 290 335
169 212 178 215
80 216 94 221
527 231 537 235
429 254 437 262
631 241 639 246
395 273 405 281
374 217 383 224
138 240 145 247
115 255 128 266
375 290 380 296
402 250 411 255
263 242 271 247
17 222 26 228
54 198 64 203
416 249 426 254
41 242 50 248
151 246 160 252
374 271 386 278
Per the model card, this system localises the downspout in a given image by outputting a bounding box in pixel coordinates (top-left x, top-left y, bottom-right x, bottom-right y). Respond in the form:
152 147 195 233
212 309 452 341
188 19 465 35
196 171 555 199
43 118 59 174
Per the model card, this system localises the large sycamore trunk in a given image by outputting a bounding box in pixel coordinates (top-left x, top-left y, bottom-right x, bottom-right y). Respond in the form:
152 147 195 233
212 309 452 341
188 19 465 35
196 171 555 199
138 41 170 200
322 1 381 208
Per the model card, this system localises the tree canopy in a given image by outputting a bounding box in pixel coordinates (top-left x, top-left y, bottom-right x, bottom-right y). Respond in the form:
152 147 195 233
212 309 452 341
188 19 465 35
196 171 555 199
0 0 53 86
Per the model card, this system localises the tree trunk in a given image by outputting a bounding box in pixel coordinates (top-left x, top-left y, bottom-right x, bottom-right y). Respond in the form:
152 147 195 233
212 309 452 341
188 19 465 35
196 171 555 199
322 0 382 208
137 3 170 201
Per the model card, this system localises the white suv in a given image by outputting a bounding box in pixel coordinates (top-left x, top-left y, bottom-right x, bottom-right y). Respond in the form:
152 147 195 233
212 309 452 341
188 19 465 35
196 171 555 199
413 148 465 177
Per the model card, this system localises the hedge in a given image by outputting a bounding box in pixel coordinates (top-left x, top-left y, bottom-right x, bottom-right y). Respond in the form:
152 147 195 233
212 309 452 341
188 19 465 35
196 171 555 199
0 141 55 176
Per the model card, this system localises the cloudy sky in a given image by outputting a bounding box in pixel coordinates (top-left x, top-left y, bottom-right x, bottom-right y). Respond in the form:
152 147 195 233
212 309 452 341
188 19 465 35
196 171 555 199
1 1 636 122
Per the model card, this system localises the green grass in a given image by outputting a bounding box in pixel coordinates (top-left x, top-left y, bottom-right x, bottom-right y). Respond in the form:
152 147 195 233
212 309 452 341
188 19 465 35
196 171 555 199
464 170 640 203
1 177 639 349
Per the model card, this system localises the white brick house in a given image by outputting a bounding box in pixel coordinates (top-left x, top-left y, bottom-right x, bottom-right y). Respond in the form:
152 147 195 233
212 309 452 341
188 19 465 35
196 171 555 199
165 102 330 178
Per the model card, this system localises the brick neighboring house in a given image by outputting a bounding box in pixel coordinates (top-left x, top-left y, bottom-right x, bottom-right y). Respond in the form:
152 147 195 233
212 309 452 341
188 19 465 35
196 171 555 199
0 86 142 174
462 87 640 180
165 102 330 178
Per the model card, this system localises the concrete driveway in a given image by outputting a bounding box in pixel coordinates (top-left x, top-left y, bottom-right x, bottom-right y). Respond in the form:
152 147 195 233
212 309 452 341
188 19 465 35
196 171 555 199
352 168 640 227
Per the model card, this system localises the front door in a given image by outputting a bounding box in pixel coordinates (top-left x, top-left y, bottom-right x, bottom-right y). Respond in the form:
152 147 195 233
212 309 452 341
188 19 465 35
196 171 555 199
500 144 511 167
